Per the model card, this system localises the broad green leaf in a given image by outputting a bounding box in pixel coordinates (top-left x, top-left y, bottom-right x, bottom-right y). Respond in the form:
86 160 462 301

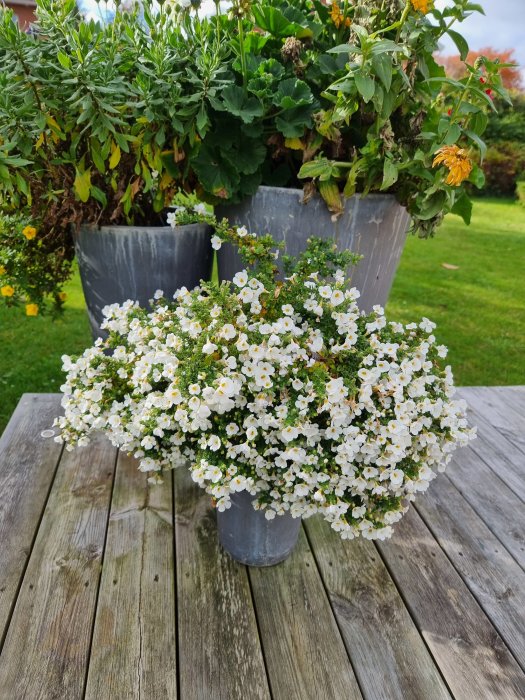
298 158 335 179
418 190 447 220
381 159 398 190
274 79 314 109
218 86 263 124
371 53 392 92
354 72 375 103
444 123 461 144
451 192 472 224
447 29 469 61
464 129 487 161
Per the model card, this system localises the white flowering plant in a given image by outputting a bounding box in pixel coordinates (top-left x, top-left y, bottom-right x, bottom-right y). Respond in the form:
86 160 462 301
56 219 475 540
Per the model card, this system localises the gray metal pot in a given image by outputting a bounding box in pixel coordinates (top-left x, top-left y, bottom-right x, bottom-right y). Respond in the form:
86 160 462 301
217 491 301 567
74 223 213 339
217 186 411 313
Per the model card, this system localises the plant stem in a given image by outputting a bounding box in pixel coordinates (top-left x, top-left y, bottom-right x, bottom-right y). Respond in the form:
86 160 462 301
238 16 247 88
445 72 474 141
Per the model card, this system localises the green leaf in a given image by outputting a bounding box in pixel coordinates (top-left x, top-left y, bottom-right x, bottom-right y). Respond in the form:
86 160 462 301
447 29 469 61
298 158 335 180
192 143 240 199
74 168 91 203
217 86 263 124
444 123 461 144
418 190 447 220
274 79 313 109
275 106 314 138
381 159 398 190
354 72 375 103
57 51 72 70
371 53 392 92
451 192 472 224
251 5 312 39
464 129 487 161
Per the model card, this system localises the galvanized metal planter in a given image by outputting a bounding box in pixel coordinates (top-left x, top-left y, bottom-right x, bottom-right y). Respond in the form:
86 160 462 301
217 491 301 567
217 186 411 313
74 223 213 339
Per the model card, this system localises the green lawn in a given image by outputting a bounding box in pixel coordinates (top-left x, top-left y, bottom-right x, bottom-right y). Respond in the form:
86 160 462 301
387 198 524 387
1 198 523 434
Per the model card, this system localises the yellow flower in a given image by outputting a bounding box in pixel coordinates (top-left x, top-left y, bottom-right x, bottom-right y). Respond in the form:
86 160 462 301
432 145 472 186
58 291 67 302
22 226 38 240
0 265 6 275
25 303 39 316
411 0 433 12
330 2 351 28
1 285 15 297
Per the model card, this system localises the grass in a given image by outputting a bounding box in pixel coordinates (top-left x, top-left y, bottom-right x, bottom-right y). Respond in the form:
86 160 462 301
1 198 523 434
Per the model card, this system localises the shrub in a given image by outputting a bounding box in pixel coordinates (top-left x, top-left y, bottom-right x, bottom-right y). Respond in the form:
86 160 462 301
481 141 525 197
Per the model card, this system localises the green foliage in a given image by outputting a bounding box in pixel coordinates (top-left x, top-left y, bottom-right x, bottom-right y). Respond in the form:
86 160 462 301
481 141 525 197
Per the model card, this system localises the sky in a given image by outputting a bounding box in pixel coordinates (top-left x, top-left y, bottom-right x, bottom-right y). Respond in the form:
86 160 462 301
436 0 524 80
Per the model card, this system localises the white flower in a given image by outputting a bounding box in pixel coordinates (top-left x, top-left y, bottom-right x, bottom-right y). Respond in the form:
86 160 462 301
202 340 218 355
219 324 236 340
319 285 332 299
193 202 208 215
236 226 249 237
282 304 294 316
211 235 222 250
208 435 221 451
233 271 249 287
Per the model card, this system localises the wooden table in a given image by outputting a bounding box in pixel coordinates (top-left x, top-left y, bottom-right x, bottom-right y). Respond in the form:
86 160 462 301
0 388 524 699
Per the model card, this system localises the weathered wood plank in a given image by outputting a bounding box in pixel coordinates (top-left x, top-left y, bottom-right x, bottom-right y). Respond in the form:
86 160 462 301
304 517 451 700
249 526 362 700
0 394 63 647
493 386 525 419
465 408 525 503
85 453 177 700
174 468 270 700
416 475 525 669
458 387 525 454
446 448 525 569
0 434 116 700
377 507 525 699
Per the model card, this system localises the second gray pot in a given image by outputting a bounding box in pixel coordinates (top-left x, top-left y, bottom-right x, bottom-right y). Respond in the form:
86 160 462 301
74 223 213 339
217 186 411 313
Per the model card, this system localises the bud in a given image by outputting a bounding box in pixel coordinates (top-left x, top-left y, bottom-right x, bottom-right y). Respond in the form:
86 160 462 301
281 37 303 63
474 56 485 70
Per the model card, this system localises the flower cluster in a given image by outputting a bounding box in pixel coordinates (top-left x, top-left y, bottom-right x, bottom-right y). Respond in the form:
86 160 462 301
166 201 214 228
0 213 71 314
56 223 475 540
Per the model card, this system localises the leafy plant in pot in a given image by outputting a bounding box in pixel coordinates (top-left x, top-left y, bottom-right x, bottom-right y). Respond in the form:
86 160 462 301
56 216 475 566
187 0 510 310
0 0 227 330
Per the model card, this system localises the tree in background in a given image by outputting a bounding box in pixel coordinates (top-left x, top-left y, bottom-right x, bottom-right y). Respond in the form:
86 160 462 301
437 48 523 91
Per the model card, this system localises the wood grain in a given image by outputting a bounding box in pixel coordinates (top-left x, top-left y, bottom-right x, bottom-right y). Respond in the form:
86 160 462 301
446 447 525 569
174 468 270 700
304 517 451 700
85 452 177 700
378 507 525 699
465 408 525 503
0 433 116 700
416 475 525 669
0 394 63 646
459 387 525 455
493 386 525 418
250 525 362 700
